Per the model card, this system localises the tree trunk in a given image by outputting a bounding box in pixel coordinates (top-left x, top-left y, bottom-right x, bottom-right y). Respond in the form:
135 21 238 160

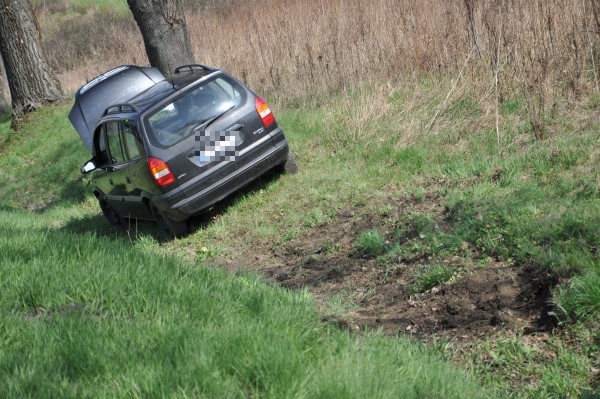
0 59 8 117
0 89 8 119
0 0 62 121
127 0 195 77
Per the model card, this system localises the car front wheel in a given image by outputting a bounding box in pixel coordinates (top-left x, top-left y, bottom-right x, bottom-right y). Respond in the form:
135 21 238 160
99 200 124 227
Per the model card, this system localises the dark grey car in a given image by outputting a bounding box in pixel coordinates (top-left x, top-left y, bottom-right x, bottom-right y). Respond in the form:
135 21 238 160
70 64 294 236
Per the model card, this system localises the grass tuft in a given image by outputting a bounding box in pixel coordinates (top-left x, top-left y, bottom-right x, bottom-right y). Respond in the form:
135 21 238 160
411 264 454 294
356 229 385 256
554 270 600 322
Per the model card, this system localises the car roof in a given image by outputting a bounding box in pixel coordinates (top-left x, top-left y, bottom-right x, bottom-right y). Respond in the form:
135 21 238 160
70 65 225 152
127 69 218 113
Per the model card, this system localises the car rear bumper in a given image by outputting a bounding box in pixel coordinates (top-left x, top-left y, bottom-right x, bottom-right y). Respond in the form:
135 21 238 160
152 136 289 221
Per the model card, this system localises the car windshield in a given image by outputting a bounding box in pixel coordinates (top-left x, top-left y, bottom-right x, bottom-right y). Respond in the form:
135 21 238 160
146 76 243 147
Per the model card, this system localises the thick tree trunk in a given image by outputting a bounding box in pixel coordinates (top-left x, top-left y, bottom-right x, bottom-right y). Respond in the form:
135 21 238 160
127 0 195 77
0 0 62 121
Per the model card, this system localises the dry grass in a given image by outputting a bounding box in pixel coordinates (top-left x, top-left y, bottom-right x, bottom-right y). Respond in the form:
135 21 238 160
38 0 600 138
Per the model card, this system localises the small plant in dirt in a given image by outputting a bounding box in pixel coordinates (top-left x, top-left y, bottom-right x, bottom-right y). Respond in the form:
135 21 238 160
196 244 222 261
378 204 395 218
408 213 437 237
377 243 402 266
325 291 359 319
356 229 385 256
411 264 454 294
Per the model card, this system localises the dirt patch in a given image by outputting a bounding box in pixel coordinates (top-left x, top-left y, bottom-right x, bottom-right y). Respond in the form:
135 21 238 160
213 190 557 342
358 263 555 340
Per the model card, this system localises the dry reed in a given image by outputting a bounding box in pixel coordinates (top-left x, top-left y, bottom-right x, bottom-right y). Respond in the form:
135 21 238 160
38 0 600 139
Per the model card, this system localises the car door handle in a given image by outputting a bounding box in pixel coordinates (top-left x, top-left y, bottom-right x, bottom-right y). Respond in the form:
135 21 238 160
126 176 131 184
226 124 243 131
109 178 114 185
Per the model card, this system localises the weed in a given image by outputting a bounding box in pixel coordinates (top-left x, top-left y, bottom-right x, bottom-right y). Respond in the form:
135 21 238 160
325 291 358 319
554 269 600 322
467 331 595 398
408 213 437 237
378 204 395 218
356 229 385 256
196 244 222 261
304 207 332 228
501 99 522 117
377 243 402 266
411 264 453 294
320 242 341 255
393 147 427 172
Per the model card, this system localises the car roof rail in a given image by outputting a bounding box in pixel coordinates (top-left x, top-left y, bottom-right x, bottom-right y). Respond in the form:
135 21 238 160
174 64 214 74
103 103 138 116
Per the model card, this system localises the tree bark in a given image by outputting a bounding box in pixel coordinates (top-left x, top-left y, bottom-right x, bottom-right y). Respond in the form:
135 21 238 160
127 0 195 77
0 89 8 118
0 59 8 117
0 0 62 121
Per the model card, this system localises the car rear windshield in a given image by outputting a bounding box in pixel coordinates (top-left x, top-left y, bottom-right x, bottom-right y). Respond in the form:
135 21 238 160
145 75 243 147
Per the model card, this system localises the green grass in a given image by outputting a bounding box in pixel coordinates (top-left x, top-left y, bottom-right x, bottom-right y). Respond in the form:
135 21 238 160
555 271 600 321
466 328 598 398
0 209 487 398
0 104 491 397
0 106 88 210
31 0 130 15
0 118 10 140
68 0 128 13
411 264 454 294
356 229 385 256
1 76 600 396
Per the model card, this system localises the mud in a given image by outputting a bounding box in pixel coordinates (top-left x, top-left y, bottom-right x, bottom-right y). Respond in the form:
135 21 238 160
213 193 557 342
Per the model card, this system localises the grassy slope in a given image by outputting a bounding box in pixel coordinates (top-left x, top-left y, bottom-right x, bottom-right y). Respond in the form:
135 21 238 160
1 79 599 397
0 107 488 398
158 86 599 397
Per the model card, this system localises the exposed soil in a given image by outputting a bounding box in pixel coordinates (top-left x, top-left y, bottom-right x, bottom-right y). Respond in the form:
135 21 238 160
212 189 558 343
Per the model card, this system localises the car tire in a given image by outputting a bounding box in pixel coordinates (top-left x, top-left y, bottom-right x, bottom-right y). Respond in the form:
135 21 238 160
151 205 189 238
282 152 298 173
100 200 124 227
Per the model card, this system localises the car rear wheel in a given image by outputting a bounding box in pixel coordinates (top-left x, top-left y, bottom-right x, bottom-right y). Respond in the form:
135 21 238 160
150 205 189 238
99 200 124 227
282 152 298 173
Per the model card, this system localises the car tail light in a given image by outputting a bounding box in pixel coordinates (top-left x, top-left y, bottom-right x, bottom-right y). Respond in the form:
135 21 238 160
255 96 275 127
148 157 175 186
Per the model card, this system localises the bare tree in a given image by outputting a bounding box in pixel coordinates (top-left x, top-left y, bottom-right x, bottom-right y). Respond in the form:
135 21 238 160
127 0 195 77
0 0 62 123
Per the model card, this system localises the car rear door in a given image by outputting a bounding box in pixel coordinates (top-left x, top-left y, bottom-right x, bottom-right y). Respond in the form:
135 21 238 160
142 74 277 199
119 122 153 219
93 121 131 215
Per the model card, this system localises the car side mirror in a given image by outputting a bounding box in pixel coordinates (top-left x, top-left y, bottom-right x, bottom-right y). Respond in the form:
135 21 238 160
81 159 97 174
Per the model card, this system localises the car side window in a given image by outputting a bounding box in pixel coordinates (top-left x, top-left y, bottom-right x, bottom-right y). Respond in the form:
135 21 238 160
106 121 126 164
95 125 109 166
121 123 142 160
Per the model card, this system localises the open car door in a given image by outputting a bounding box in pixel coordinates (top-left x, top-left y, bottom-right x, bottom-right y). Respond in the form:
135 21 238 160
68 65 164 152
